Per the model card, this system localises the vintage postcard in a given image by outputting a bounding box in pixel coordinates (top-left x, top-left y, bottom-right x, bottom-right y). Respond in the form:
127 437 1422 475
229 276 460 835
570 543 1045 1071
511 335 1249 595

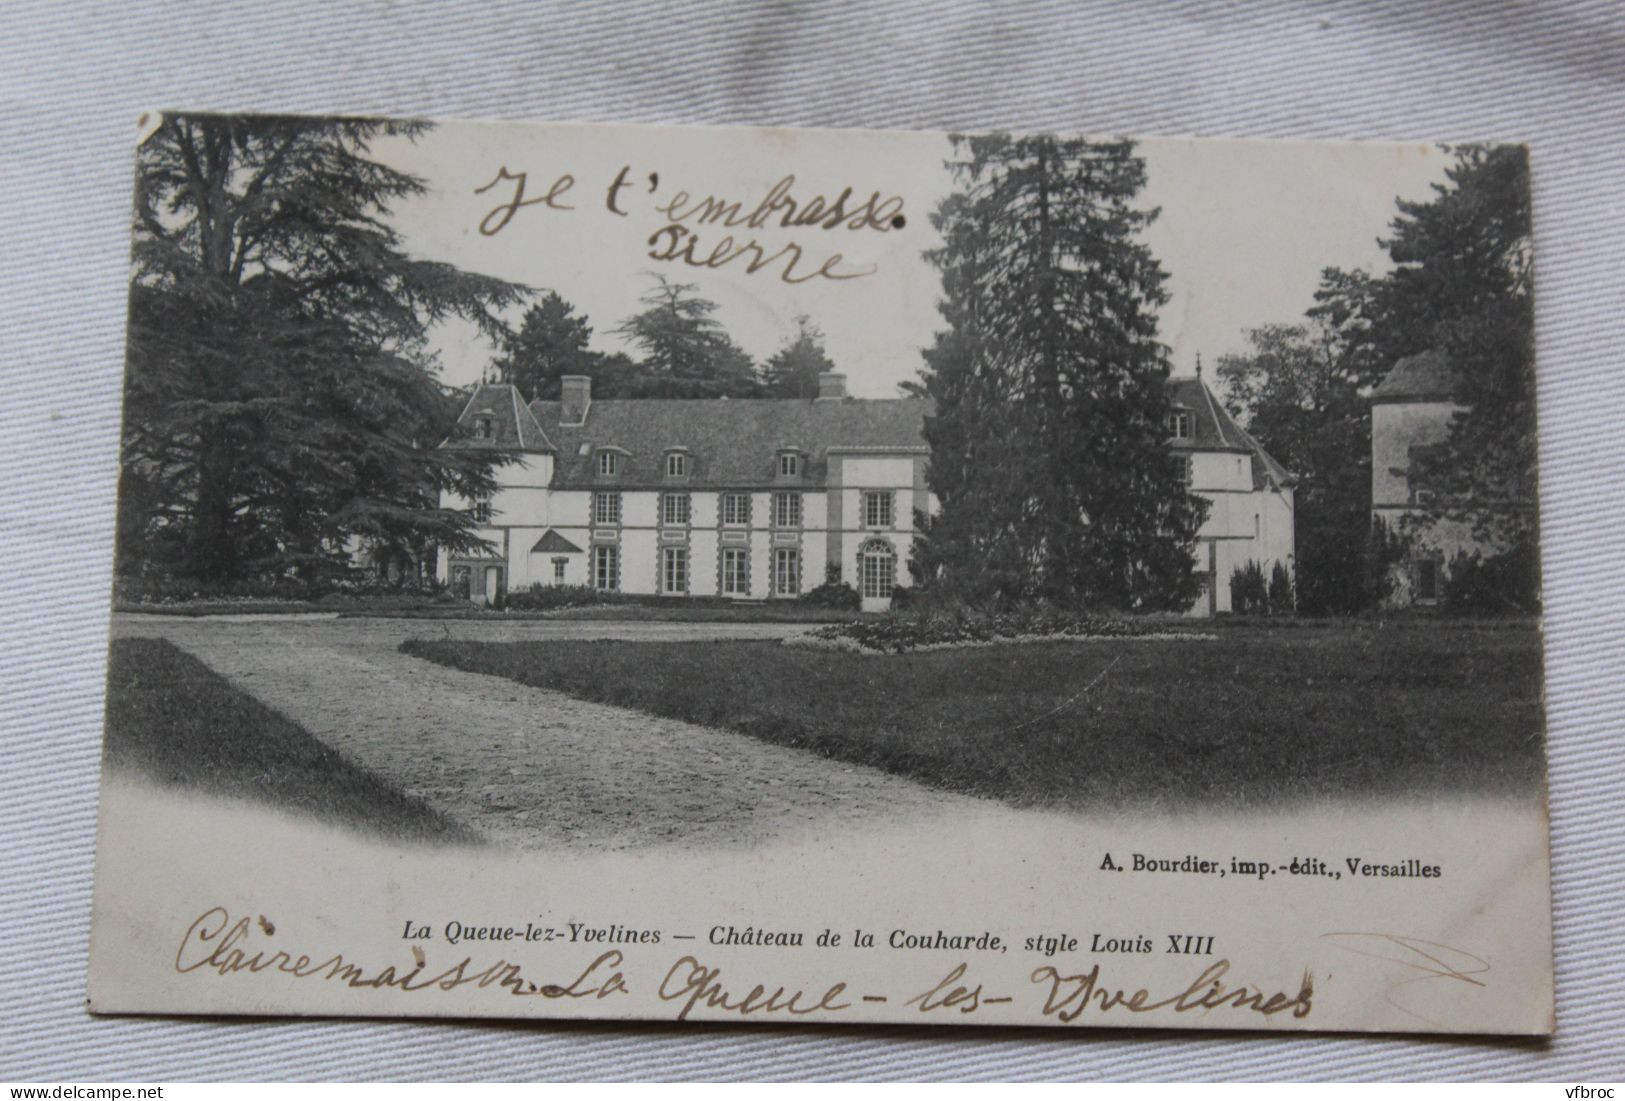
88 114 1551 1034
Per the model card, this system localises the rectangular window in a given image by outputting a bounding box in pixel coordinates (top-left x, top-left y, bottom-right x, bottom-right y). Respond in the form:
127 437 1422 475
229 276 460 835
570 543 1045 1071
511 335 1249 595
666 452 687 478
722 492 751 526
593 491 621 525
598 450 619 476
779 453 799 477
721 548 749 595
774 492 802 529
1167 411 1192 440
663 492 691 527
592 545 619 591
774 548 800 596
472 494 492 524
662 547 688 594
473 416 494 439
863 491 894 528
552 558 567 585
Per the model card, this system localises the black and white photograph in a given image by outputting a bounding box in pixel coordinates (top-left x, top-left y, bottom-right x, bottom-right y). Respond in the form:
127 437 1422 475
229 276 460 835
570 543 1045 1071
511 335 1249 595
86 113 1551 1035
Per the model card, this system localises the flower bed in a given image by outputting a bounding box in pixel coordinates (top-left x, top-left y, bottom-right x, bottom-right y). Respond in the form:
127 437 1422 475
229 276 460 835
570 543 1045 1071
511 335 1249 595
790 606 1205 654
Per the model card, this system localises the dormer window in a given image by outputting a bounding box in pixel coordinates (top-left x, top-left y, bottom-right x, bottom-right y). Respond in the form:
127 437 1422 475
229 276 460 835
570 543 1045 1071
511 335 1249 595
666 451 688 478
473 415 495 440
1166 410 1192 440
777 452 800 478
598 450 620 476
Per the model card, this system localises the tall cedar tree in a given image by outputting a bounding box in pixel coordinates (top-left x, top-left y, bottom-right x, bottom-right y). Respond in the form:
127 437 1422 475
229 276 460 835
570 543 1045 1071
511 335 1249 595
1216 323 1373 614
494 291 636 400
914 133 1205 609
761 316 837 398
123 113 529 581
615 275 761 397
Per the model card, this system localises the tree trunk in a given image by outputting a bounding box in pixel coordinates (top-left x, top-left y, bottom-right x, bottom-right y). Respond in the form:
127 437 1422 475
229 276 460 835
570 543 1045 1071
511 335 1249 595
188 431 236 580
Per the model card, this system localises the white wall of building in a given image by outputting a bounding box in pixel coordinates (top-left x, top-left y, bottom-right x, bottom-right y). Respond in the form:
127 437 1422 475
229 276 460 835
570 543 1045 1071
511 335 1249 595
1372 401 1458 508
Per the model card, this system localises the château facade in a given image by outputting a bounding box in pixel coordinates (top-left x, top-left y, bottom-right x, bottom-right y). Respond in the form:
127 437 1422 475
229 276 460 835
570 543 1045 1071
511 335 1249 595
438 372 1295 615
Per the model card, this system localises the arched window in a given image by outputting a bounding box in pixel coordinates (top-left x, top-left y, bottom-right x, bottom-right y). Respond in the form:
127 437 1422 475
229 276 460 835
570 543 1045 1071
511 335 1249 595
859 540 896 600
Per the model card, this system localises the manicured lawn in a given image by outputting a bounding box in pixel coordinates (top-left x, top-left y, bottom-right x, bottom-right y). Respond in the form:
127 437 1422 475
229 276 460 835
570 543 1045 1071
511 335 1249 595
351 603 862 623
103 638 477 843
402 624 1546 808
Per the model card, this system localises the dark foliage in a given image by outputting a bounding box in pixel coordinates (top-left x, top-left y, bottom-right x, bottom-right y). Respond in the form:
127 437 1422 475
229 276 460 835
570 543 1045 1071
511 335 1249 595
615 275 761 397
494 291 638 401
1442 541 1541 616
1230 561 1270 616
913 132 1206 611
761 315 837 398
797 578 862 609
1216 323 1370 614
1268 561 1296 614
122 113 529 583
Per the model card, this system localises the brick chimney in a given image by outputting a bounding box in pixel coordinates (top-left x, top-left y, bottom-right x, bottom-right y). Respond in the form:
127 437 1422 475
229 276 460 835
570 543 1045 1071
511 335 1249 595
560 375 591 426
816 372 847 401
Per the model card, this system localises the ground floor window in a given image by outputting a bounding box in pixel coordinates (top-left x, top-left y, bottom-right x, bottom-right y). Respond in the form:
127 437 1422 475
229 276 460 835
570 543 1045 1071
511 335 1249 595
774 548 800 595
662 546 688 594
721 547 749 595
552 557 567 585
860 542 895 600
593 545 619 591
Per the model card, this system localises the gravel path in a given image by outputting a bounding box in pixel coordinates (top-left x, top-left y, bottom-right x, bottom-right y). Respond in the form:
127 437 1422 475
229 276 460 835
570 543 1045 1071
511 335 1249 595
111 614 980 850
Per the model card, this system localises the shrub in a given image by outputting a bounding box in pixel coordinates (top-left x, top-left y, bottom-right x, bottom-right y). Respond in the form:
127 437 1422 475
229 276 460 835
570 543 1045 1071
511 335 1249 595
798 567 861 609
1229 561 1269 615
504 584 625 611
1442 542 1541 616
1268 562 1296 615
799 601 1157 654
114 572 451 607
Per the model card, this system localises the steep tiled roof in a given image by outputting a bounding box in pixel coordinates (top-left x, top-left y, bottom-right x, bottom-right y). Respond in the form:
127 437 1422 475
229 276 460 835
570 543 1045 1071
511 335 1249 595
531 397 930 489
445 383 556 453
1166 377 1295 490
444 379 1293 492
1372 350 1458 404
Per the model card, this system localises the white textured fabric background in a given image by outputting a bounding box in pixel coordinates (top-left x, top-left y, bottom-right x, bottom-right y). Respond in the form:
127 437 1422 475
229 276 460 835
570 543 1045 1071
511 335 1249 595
2 0 1621 1082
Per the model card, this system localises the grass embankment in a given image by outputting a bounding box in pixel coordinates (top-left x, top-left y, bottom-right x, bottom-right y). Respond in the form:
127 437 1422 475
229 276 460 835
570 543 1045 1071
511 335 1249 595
103 638 477 843
402 624 1545 809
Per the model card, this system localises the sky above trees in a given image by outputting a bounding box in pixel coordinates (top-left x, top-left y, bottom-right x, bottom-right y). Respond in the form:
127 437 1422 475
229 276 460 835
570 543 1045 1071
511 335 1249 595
376 122 1452 398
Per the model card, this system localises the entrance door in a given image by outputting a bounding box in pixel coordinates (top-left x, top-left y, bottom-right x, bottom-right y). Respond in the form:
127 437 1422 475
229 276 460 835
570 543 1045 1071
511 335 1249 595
483 565 505 606
859 542 895 613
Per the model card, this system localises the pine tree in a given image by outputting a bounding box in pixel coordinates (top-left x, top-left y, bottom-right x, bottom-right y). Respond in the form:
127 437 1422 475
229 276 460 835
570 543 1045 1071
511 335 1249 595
495 292 595 400
913 133 1206 610
122 112 529 581
615 275 761 397
761 316 836 398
